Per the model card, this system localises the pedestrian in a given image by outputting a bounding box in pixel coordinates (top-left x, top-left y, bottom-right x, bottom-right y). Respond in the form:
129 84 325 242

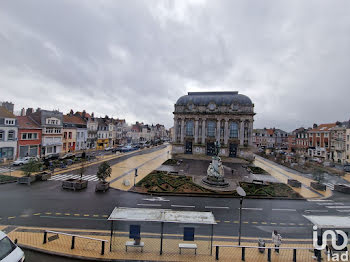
272 230 282 254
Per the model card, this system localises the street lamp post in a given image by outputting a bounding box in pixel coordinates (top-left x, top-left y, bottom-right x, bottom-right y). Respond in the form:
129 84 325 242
236 186 246 246
134 168 138 186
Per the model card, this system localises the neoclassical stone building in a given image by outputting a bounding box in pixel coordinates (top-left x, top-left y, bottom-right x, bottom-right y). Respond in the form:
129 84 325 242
172 92 255 157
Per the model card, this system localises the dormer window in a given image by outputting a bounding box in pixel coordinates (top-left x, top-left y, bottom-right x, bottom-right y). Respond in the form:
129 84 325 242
5 119 15 125
208 103 216 111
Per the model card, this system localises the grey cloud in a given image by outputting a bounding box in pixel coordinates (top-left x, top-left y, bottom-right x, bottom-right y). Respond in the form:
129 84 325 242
1 0 350 129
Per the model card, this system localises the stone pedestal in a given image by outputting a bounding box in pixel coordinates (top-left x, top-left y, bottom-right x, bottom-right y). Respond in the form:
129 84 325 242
202 156 229 188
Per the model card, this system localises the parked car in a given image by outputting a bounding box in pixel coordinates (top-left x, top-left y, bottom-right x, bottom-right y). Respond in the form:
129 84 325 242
12 156 38 166
112 146 123 153
59 153 74 160
104 147 112 151
311 158 322 163
344 164 350 172
121 145 134 152
43 153 60 161
0 231 25 262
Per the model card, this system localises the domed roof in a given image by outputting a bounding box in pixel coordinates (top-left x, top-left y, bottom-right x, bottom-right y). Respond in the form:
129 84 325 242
175 92 253 106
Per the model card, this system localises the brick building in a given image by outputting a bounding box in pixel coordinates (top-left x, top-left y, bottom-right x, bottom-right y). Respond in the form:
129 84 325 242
16 116 42 158
308 123 336 161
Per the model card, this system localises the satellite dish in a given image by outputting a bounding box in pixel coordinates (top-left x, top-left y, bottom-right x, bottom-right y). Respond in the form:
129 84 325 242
236 186 246 197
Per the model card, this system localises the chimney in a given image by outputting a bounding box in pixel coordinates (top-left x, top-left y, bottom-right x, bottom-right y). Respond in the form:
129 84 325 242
36 107 41 113
91 112 94 118
26 108 34 115
20 108 26 116
69 109 74 116
82 110 86 118
313 123 318 129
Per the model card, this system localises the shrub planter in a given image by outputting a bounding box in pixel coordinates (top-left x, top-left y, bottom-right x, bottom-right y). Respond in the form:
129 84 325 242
95 181 110 192
310 182 326 191
287 179 302 188
334 184 350 194
17 176 36 185
62 178 88 191
35 172 52 181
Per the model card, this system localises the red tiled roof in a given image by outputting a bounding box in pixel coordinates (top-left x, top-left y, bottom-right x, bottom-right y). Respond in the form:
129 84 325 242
0 106 16 118
16 116 40 129
63 115 87 125
310 123 336 132
75 111 91 118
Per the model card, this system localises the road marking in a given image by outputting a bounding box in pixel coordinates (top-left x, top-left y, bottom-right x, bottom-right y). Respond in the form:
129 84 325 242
74 214 80 216
137 204 161 207
65 213 70 216
102 215 108 218
93 215 99 217
317 202 344 206
270 223 277 225
272 209 296 212
8 216 15 219
234 221 239 224
307 199 333 202
289 223 296 226
252 222 258 224
280 223 286 225
325 206 350 209
20 215 29 217
224 221 230 223
143 197 170 202
240 208 263 211
171 205 195 208
84 214 90 217
336 210 350 213
33 213 41 216
261 222 267 225
55 213 62 215
243 222 249 224
45 212 52 215
299 224 305 226
205 206 229 209
216 220 221 223
304 210 329 213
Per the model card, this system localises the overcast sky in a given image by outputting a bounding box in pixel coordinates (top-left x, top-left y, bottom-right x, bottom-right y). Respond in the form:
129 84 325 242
1 0 350 131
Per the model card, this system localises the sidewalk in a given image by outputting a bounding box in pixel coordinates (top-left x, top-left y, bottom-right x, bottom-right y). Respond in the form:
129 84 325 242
2 225 320 262
254 156 332 199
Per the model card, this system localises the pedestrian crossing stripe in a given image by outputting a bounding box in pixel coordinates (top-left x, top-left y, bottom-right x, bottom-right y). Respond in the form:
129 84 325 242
49 174 99 182
324 183 335 190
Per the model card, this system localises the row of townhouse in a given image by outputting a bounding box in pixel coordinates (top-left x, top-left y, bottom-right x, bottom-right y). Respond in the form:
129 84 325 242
288 122 350 164
0 102 168 162
126 122 168 144
252 128 289 149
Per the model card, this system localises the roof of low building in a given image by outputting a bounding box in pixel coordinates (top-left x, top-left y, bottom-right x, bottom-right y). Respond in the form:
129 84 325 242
175 91 253 106
63 115 87 125
310 123 336 132
0 106 16 118
16 116 41 129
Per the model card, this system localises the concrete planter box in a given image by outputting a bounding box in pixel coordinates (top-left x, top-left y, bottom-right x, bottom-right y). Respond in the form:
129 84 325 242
310 182 326 191
17 176 36 185
334 184 350 194
35 172 52 181
287 179 302 188
95 181 110 192
62 178 88 191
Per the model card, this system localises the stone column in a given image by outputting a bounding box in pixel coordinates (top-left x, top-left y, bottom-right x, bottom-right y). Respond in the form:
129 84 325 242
194 118 199 144
201 118 206 144
180 118 185 143
248 120 253 146
216 118 221 142
240 120 244 146
173 117 178 143
224 118 229 145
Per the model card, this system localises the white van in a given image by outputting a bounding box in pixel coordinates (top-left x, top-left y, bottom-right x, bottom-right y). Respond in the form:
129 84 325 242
0 231 25 262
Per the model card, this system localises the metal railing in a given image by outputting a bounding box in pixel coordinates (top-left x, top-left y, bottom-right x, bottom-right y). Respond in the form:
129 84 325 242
43 230 108 255
214 245 320 262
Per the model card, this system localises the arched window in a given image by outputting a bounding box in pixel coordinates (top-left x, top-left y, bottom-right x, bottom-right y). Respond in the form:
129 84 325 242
185 121 194 136
0 130 4 141
207 121 216 137
229 122 238 138
8 130 15 140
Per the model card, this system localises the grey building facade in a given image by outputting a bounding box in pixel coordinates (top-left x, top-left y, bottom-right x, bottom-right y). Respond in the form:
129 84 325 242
172 92 255 157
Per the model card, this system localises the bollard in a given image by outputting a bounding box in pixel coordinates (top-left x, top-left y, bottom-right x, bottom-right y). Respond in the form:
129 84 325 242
241 247 245 261
317 251 321 262
101 241 105 255
216 246 219 260
267 248 271 262
71 236 75 249
43 231 47 244
293 249 296 262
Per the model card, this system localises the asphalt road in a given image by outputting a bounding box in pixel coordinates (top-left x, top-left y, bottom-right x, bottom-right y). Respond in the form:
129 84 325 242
1 145 350 242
